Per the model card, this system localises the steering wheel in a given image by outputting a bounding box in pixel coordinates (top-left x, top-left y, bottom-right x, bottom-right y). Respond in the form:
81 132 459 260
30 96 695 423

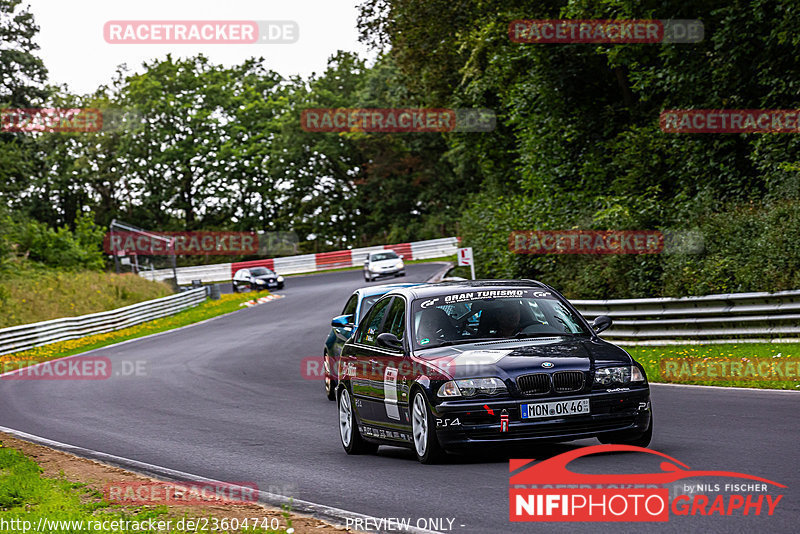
453 314 479 336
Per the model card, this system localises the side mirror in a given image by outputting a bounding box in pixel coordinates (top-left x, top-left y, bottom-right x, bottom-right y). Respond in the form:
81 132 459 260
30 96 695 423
592 315 613 334
377 332 403 350
399 254 405 259
331 314 355 328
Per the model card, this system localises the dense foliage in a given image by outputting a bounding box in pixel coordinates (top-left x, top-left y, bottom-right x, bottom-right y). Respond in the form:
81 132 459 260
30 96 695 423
359 0 800 296
1 0 799 296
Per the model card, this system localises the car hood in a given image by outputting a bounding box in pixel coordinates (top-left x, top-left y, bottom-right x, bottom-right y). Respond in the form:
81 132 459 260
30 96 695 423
413 337 632 380
253 273 276 280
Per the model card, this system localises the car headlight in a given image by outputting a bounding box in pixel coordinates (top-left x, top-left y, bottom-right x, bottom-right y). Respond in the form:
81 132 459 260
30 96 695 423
437 381 461 397
255 279 267 285
437 377 507 398
277 275 284 282
594 366 631 386
631 366 645 383
396 261 404 268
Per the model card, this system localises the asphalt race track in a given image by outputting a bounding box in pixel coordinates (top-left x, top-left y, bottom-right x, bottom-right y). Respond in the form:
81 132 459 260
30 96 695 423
1 263 798 534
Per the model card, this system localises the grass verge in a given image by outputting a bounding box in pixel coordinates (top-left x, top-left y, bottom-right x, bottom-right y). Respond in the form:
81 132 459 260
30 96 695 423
0 264 172 329
0 292 262 372
0 432 360 533
0 444 286 533
628 343 800 390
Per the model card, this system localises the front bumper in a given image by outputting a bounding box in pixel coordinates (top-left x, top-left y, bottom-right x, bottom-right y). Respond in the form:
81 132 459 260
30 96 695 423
432 389 651 448
253 279 281 289
369 266 405 276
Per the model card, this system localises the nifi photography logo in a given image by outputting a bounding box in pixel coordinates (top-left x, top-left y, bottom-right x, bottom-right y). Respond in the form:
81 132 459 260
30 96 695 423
510 445 784 522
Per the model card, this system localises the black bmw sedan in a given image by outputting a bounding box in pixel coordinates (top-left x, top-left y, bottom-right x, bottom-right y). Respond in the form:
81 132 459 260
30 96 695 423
335 280 652 463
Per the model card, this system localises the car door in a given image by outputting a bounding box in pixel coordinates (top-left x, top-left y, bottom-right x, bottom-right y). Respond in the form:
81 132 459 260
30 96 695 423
233 268 250 291
374 296 413 438
341 296 394 428
351 295 412 444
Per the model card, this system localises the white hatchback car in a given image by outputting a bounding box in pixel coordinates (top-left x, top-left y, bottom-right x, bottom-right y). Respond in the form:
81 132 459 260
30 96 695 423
363 251 405 281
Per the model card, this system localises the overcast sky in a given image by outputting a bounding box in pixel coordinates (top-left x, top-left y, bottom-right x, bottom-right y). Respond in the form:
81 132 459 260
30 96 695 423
27 0 374 94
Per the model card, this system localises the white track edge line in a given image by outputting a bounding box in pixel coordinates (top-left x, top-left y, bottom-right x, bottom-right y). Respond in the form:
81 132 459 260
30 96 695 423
649 382 799 393
0 425 441 534
0 266 449 532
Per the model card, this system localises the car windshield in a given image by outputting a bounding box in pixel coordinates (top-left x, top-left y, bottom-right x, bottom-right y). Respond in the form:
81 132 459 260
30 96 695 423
249 267 273 276
371 252 399 262
411 289 588 349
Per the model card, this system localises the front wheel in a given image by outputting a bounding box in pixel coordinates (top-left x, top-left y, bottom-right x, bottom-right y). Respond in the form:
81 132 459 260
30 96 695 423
339 387 378 455
411 390 447 464
364 272 372 282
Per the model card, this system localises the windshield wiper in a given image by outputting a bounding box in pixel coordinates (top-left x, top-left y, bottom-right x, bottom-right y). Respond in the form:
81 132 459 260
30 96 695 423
421 337 505 348
513 332 575 339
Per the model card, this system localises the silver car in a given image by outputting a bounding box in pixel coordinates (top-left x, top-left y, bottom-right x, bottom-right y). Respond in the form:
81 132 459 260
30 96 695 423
363 251 405 282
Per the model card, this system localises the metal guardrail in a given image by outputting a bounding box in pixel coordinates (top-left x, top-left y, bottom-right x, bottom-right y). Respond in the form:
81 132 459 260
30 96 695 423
573 289 800 345
0 288 207 356
140 263 231 285
2 279 796 355
140 237 461 284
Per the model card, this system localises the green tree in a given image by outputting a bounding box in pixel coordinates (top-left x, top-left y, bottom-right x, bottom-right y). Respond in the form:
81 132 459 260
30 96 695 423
0 0 49 214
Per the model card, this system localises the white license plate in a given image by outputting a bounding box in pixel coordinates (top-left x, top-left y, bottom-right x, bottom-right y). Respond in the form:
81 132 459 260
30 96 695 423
521 398 590 419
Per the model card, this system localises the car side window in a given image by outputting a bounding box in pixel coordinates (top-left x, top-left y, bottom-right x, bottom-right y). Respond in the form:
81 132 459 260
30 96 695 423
342 294 358 316
382 297 406 339
356 297 392 346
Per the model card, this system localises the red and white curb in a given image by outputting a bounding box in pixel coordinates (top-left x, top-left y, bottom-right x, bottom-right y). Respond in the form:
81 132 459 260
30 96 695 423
240 294 285 307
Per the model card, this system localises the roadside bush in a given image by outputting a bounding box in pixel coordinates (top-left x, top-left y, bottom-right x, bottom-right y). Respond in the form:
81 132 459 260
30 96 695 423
462 199 800 299
663 202 800 295
0 212 104 271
